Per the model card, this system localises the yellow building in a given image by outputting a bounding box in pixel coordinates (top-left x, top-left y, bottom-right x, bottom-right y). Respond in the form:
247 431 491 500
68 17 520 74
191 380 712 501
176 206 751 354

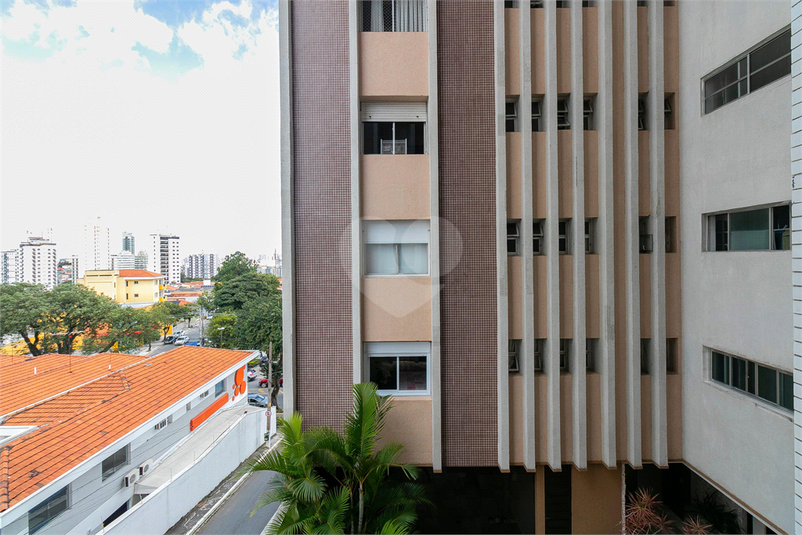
78 269 164 307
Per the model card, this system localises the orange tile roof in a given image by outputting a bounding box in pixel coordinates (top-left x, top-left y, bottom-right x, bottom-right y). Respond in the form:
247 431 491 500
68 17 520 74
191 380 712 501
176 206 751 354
0 347 252 510
118 270 163 278
0 354 148 416
168 291 203 297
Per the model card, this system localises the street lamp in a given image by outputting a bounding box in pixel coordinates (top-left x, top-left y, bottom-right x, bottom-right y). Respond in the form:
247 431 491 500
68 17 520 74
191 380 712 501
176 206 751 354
217 326 226 348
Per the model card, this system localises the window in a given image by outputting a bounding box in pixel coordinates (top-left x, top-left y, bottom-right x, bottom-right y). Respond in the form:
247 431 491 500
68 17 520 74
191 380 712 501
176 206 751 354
640 339 650 375
586 338 599 371
557 97 570 130
29 487 69 534
134 294 139 298
710 349 793 411
532 99 544 132
558 219 571 254
364 220 429 275
704 28 790 114
534 339 545 371
639 217 652 253
533 220 544 255
665 217 677 253
508 221 520 255
186 402 192 411
359 0 427 32
506 99 518 133
531 0 543 7
706 204 790 251
101 445 129 481
154 416 172 431
134 281 138 285
585 219 596 253
583 96 595 131
559 339 570 371
664 94 675 130
361 102 426 155
509 339 521 372
200 390 209 399
637 95 647 131
214 380 225 397
666 338 678 374
366 342 429 394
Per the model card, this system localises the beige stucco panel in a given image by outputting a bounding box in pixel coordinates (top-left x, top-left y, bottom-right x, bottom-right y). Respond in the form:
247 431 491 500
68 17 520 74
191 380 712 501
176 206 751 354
586 253 600 339
637 6 649 94
509 255 523 340
359 32 428 99
557 7 571 94
586 373 602 461
508 133 523 220
640 374 653 462
534 255 548 337
571 464 622 534
558 130 573 218
506 8 521 96
583 7 599 95
509 374 524 465
584 131 599 218
664 5 679 93
535 374 548 461
561 373 573 463
665 129 679 217
362 277 431 341
531 9 545 95
666 374 682 460
639 256 652 336
639 130 650 217
380 396 433 465
361 155 430 220
666 253 681 339
560 255 573 338
533 132 547 219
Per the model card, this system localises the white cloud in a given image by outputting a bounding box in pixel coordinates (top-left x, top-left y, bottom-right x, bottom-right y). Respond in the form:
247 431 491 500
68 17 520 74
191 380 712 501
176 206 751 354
1 0 281 261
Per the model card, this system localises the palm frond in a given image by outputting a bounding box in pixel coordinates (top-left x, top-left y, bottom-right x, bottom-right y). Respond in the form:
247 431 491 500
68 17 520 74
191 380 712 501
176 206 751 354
287 470 328 503
308 487 349 535
377 520 411 535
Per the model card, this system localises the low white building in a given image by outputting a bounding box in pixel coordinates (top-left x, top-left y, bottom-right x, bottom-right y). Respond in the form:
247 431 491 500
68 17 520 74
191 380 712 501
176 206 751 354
0 347 263 535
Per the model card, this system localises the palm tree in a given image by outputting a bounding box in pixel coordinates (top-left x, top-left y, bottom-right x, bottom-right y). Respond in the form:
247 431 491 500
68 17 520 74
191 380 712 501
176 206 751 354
243 383 429 535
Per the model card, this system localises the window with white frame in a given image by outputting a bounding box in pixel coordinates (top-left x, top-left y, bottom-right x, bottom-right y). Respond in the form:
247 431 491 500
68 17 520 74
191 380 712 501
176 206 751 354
366 342 429 394
706 204 790 252
507 221 520 256
359 0 427 32
214 380 225 397
532 98 544 132
154 416 172 431
364 220 429 275
509 339 521 372
585 219 596 254
506 99 518 133
362 102 426 155
101 445 129 481
583 96 595 131
28 486 69 534
710 349 793 411
533 220 544 255
703 28 790 114
559 339 570 371
558 219 571 254
557 97 570 130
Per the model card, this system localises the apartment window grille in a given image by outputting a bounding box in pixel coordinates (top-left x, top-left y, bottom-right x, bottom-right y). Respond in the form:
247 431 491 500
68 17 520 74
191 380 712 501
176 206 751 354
29 487 69 534
364 220 430 275
557 97 570 130
533 220 544 255
706 204 790 251
508 221 521 255
639 217 653 253
666 338 679 374
586 338 599 371
637 95 647 131
703 28 790 114
710 349 793 411
101 445 129 481
506 100 518 133
366 342 429 394
532 99 544 132
585 219 596 254
583 97 595 131
665 216 677 253
214 380 225 397
534 339 545 371
509 339 521 372
558 219 571 254
359 0 427 32
559 339 570 371
640 339 650 375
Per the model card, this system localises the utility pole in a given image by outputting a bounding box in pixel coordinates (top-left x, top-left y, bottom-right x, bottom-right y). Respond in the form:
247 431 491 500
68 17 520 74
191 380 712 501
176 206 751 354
267 340 273 410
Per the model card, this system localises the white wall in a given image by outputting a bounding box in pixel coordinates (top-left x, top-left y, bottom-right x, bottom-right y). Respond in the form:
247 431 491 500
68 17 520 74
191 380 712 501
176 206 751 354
791 1 802 531
679 1 793 532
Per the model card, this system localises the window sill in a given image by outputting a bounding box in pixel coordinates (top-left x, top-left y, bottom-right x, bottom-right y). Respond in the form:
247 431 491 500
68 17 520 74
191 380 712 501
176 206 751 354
377 391 431 398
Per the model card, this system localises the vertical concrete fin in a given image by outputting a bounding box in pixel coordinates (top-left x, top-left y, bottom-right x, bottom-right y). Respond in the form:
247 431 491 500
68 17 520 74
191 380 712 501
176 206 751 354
349 0 362 388
570 0 588 471
623 0 642 469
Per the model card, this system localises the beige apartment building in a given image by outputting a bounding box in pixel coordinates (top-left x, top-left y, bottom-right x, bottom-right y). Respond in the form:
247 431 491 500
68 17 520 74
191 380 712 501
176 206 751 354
281 0 795 532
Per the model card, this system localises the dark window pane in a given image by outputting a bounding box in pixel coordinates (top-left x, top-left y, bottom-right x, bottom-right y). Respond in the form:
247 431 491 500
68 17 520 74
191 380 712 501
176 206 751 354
750 30 791 74
730 208 770 250
747 361 756 394
101 446 128 481
773 205 791 250
363 122 394 154
704 62 741 96
370 357 397 390
712 351 729 384
757 365 778 403
780 372 794 411
394 122 425 154
715 214 729 251
29 487 68 534
731 357 747 391
398 356 427 391
751 54 791 92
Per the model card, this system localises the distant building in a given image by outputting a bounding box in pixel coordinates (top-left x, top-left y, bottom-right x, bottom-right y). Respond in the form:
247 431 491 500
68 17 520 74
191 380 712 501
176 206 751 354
19 237 57 290
135 250 148 270
147 234 180 284
183 253 220 280
56 259 78 285
78 269 165 307
257 250 282 278
0 347 262 535
111 251 136 270
1 250 20 285
122 231 135 254
82 217 110 278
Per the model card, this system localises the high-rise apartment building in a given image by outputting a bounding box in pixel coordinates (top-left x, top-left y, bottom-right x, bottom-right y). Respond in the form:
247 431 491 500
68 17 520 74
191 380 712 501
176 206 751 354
282 0 795 532
111 251 136 270
19 237 57 290
183 253 220 280
134 250 148 270
1 250 20 285
122 231 135 254
147 234 181 284
82 217 110 278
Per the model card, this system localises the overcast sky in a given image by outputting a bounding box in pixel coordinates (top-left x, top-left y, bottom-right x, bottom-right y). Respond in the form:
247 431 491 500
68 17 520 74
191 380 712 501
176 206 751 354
1 0 281 262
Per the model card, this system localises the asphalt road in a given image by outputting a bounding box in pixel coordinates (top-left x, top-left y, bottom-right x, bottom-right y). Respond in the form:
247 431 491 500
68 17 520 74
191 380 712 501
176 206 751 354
196 470 279 535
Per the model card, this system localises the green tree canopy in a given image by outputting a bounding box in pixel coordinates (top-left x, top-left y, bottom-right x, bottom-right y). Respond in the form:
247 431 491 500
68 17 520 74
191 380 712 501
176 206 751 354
81 307 160 354
213 251 257 285
0 283 50 355
213 272 280 311
209 312 237 348
236 293 282 356
150 301 194 340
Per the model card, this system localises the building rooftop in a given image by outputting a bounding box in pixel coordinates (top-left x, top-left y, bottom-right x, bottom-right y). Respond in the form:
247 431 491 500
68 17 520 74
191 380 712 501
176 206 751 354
0 347 252 511
118 270 163 278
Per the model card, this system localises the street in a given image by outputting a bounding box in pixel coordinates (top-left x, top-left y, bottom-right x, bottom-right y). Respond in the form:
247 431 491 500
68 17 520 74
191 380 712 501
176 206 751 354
196 470 279 535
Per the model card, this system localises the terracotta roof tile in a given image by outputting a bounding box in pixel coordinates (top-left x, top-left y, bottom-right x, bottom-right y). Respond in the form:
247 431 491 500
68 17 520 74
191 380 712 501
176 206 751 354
0 347 251 510
118 270 163 278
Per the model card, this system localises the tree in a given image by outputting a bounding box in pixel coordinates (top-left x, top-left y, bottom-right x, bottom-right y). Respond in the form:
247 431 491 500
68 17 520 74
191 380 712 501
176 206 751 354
0 283 50 356
151 301 194 340
213 251 257 286
213 272 280 311
44 284 118 354
209 312 237 348
81 307 160 354
237 294 283 406
244 383 429 534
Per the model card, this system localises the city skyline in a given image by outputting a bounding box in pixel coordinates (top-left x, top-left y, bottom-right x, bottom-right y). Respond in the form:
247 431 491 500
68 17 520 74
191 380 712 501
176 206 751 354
1 0 281 261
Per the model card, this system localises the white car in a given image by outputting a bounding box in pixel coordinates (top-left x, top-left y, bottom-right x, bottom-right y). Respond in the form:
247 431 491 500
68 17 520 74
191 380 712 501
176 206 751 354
247 369 257 381
174 336 190 346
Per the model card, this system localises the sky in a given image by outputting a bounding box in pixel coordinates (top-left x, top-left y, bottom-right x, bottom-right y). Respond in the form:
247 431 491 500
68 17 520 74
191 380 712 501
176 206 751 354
1 0 281 263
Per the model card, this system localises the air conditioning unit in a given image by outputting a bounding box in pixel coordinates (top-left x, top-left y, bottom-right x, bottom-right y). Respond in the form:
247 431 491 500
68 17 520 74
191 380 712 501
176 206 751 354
124 469 139 487
139 459 154 477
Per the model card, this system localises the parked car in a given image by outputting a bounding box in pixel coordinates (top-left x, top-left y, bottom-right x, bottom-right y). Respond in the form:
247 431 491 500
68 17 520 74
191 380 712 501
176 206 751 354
259 377 283 388
247 369 257 381
174 336 190 346
173 330 183 336
247 394 268 408
164 335 175 344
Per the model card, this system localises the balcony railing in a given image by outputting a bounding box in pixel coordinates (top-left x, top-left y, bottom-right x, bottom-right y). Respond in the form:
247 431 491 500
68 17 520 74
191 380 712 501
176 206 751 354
359 0 427 32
